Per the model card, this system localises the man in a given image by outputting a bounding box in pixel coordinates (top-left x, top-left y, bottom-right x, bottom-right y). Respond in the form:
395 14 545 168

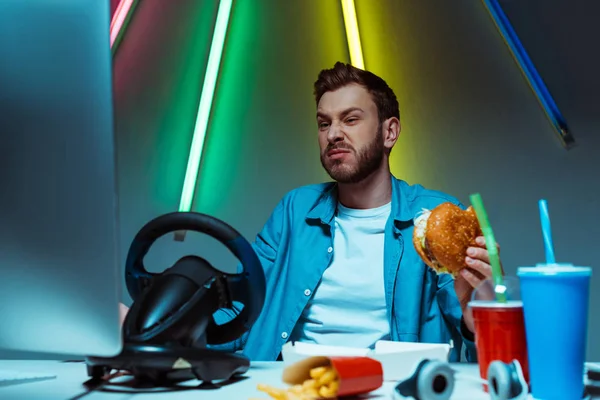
121 62 495 362
210 62 495 362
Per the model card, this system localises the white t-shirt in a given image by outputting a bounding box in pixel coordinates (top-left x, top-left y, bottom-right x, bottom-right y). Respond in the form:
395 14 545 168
291 201 391 348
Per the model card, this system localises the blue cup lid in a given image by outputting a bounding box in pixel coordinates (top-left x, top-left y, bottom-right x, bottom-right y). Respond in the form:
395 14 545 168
517 264 592 276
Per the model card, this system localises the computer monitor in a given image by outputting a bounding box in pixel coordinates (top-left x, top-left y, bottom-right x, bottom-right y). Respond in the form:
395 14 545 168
0 0 122 358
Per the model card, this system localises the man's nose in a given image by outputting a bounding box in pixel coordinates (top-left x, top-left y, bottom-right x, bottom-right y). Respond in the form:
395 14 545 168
327 122 344 143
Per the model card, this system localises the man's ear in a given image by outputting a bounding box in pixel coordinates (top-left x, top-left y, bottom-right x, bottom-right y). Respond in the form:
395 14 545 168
383 117 400 150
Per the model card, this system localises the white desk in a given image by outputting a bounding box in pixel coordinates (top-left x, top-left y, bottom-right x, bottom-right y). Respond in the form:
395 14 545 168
0 360 595 399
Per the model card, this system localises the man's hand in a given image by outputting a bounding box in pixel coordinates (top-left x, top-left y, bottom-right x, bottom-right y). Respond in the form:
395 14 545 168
119 302 129 326
454 236 500 333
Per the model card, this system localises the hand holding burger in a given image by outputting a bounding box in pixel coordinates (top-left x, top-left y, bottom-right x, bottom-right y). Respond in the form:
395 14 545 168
413 202 500 333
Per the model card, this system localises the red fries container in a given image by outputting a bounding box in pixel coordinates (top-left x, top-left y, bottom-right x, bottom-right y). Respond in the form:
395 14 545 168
282 356 383 397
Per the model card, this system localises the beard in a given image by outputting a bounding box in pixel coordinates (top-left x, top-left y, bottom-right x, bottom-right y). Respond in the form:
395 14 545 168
320 125 385 184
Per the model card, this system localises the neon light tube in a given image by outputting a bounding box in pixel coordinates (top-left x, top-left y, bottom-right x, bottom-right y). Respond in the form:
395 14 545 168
178 0 234 214
481 0 575 149
341 0 365 69
110 0 137 50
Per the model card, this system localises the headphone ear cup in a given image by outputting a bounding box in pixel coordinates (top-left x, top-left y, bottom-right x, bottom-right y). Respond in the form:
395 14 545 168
488 360 512 400
417 360 455 400
394 359 455 400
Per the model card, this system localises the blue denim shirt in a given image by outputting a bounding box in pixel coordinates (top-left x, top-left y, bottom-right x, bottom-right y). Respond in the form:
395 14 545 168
215 175 477 362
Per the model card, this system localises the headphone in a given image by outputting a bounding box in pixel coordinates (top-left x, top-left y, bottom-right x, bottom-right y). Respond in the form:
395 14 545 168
84 212 267 384
394 359 456 400
487 360 529 400
394 359 528 400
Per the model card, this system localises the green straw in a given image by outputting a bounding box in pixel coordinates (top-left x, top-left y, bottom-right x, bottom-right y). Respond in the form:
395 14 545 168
469 193 506 303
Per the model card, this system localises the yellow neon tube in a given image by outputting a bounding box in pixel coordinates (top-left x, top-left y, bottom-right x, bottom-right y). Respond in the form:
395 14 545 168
341 0 364 69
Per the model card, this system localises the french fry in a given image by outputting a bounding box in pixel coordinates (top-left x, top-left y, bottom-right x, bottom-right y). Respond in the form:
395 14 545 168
257 365 340 400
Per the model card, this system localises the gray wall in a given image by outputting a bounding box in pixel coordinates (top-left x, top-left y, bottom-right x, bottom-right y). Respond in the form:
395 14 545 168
113 0 600 359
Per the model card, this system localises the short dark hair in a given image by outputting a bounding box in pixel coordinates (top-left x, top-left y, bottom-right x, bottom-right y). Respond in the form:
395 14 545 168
313 62 400 123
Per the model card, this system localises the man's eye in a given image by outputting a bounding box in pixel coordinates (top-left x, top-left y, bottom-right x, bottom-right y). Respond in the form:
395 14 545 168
346 118 358 124
318 122 330 129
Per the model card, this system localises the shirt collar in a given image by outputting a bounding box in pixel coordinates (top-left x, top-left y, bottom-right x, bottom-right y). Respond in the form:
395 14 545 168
305 175 415 225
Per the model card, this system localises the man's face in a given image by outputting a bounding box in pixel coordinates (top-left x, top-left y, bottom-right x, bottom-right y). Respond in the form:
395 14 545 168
317 84 384 184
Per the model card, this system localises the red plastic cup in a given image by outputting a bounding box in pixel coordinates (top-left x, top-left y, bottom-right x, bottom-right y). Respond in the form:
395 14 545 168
282 356 383 397
470 300 529 386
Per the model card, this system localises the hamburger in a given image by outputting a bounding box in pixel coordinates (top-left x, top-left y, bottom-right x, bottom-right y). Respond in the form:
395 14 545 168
413 202 483 277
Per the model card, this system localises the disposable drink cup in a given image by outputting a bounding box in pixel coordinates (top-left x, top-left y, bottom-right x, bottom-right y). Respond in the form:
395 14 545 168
470 301 529 384
518 264 592 400
468 277 529 388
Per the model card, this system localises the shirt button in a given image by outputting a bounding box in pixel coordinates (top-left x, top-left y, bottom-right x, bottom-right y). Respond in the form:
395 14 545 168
327 247 333 253
304 289 311 296
281 332 288 339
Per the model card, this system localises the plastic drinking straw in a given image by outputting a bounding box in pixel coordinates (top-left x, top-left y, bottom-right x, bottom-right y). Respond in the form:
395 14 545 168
469 193 507 303
538 199 556 264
